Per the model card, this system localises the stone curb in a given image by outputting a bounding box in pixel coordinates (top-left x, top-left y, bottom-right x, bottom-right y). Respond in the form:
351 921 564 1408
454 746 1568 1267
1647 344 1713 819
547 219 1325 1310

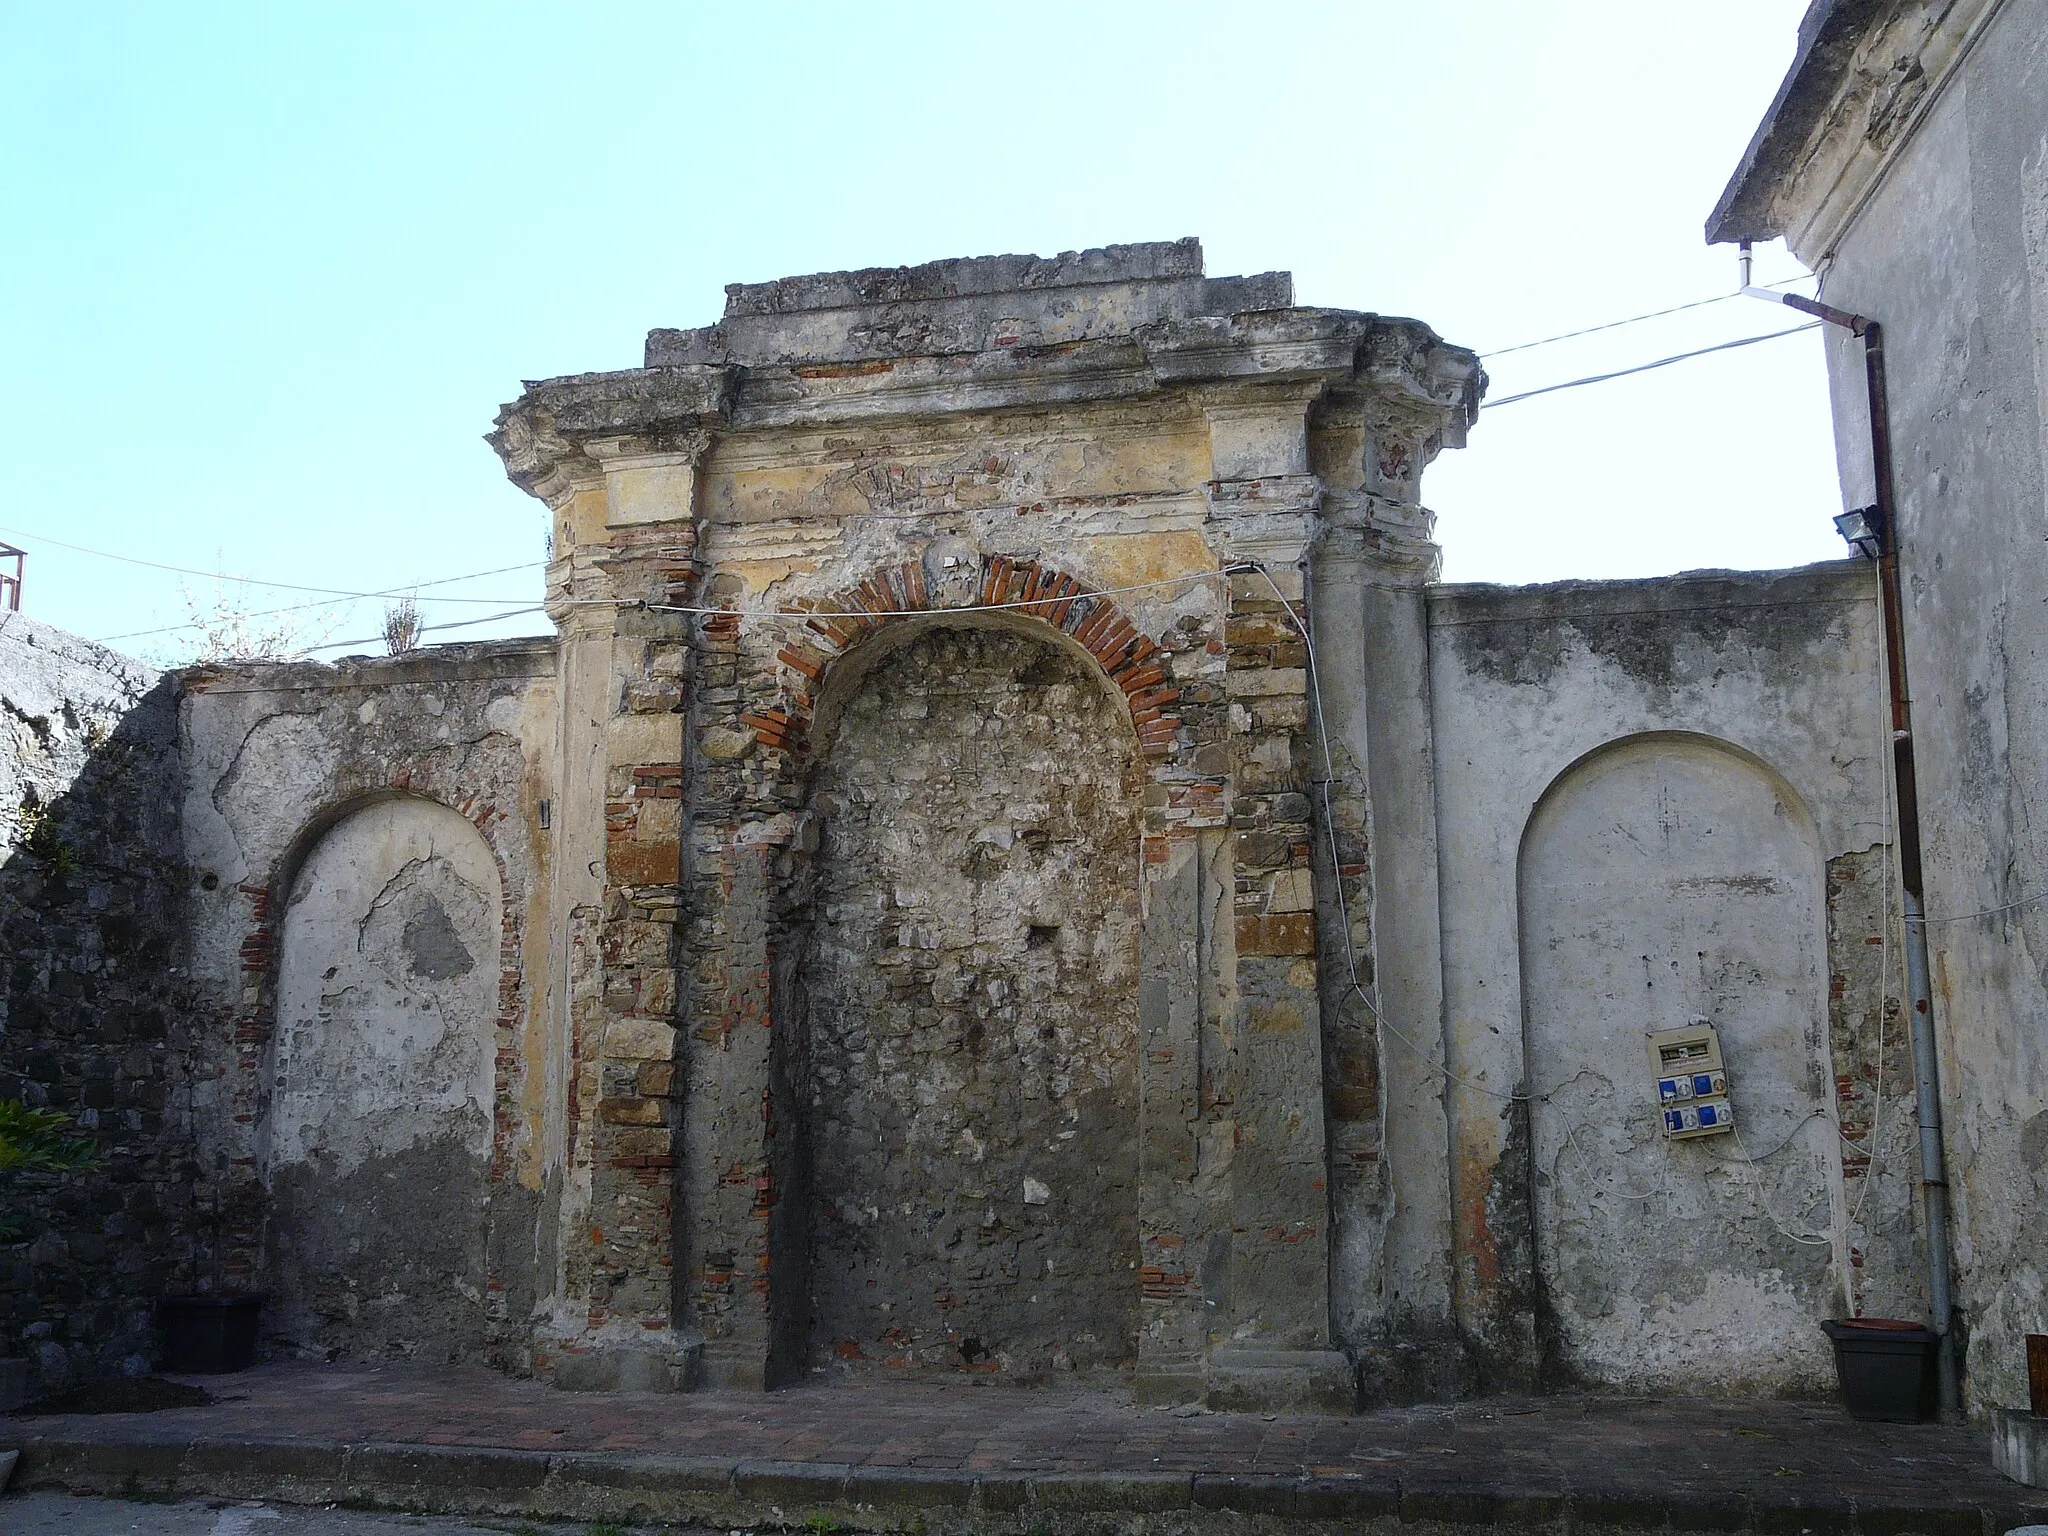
4 1432 2045 1534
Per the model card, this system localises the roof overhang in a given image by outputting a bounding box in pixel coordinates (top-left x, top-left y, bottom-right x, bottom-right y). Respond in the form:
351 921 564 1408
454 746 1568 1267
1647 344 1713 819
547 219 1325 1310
1705 0 1891 246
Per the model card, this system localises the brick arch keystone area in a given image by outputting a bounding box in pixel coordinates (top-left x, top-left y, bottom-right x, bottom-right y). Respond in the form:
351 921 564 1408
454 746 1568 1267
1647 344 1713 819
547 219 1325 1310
734 555 1190 767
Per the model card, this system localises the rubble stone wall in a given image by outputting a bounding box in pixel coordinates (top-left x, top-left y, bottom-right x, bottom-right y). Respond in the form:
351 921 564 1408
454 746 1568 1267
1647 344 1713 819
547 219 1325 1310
0 614 196 1393
803 622 1143 1379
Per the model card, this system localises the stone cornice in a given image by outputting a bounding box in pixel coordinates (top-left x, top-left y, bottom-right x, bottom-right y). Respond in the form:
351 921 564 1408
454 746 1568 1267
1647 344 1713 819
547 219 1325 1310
1322 493 1443 587
487 367 733 503
1706 0 2007 261
490 315 1482 510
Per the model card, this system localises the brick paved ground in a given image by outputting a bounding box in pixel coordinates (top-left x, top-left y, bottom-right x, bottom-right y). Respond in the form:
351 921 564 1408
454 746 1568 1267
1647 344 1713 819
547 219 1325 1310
2 1363 2040 1531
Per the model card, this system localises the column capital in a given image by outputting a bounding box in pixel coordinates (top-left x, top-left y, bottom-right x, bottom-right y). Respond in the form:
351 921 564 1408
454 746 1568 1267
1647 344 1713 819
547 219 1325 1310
1320 492 1441 587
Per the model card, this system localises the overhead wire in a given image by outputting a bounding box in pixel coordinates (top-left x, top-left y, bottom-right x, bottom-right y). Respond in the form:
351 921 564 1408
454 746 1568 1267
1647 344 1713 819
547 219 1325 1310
1478 273 1815 358
1481 322 1825 411
95 562 546 644
300 605 548 654
0 519 540 603
27 283 1832 650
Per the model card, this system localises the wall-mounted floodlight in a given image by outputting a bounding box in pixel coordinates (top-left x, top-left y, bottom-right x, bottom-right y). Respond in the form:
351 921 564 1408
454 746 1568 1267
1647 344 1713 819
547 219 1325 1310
1834 506 1886 560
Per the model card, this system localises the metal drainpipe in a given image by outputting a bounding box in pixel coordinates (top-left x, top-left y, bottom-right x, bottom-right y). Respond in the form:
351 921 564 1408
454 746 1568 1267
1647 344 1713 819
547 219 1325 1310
1740 244 1961 1418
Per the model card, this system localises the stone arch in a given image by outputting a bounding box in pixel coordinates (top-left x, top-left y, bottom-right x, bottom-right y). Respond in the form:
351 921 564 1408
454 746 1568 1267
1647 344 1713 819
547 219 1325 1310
737 553 1190 775
258 793 506 1363
732 556 1171 1382
1515 731 1843 1394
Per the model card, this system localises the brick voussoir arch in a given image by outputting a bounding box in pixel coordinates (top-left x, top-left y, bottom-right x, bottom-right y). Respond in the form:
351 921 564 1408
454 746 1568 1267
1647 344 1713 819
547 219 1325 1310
737 555 1187 763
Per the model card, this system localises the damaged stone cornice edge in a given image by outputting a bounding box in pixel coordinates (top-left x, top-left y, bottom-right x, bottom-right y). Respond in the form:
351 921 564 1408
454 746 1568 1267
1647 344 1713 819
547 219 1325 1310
488 366 737 506
489 312 1483 500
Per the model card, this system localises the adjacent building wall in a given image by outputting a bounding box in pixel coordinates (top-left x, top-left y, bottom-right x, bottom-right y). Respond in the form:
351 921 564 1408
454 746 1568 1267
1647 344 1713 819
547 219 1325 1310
0 614 197 1394
1808 0 2048 1413
1710 0 2048 1413
1427 564 1914 1397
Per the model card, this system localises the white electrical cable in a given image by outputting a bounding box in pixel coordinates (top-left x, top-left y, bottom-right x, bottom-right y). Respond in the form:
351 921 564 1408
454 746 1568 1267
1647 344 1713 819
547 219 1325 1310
1723 1121 1836 1246
217 564 1231 662
1908 890 2048 924
1479 275 1817 358
1561 1119 1661 1203
1245 564 1520 1106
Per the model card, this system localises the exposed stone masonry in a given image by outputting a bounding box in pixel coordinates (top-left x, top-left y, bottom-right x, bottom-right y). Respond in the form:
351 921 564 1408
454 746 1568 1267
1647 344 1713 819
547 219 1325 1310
804 625 1143 1378
1824 845 1922 1321
485 238 1486 1408
0 617 198 1392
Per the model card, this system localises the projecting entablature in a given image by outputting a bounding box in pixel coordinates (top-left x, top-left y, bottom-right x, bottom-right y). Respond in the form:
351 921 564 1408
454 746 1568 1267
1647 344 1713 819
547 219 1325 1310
487 239 1484 516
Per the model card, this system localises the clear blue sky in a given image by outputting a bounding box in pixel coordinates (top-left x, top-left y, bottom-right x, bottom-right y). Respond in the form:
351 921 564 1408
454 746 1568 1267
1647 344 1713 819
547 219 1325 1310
0 2 1836 661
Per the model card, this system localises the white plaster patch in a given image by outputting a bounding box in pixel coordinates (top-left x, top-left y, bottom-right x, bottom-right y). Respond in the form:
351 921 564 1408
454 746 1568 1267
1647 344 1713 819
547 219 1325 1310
267 798 499 1178
1521 737 1842 1394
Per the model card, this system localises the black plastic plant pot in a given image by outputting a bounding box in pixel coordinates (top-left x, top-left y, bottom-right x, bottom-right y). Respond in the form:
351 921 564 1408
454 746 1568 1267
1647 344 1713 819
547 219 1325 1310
1821 1318 1939 1422
157 1293 266 1374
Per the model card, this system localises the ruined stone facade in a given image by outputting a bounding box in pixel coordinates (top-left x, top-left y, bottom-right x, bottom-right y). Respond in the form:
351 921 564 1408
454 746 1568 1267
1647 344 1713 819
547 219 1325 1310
2 241 1915 1408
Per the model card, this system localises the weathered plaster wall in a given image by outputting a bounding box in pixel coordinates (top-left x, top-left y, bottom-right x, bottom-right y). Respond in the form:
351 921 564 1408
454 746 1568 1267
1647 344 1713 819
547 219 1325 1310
803 623 1142 1379
265 797 502 1361
179 640 558 1368
0 615 197 1393
1427 564 1910 1396
1779 0 2048 1413
1520 736 1839 1394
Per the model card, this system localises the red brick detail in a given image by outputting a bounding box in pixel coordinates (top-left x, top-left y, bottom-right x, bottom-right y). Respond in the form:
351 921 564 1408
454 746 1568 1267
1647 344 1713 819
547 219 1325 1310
1236 913 1318 956
744 556 1194 774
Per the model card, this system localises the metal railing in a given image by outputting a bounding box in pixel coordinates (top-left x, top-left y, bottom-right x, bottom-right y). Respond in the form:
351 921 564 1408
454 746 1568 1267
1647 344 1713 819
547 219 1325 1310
0 542 20 611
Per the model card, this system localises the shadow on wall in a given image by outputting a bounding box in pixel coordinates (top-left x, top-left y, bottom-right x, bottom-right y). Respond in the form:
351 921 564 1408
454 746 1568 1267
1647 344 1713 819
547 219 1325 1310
0 616 203 1397
1518 732 1845 1397
258 795 502 1365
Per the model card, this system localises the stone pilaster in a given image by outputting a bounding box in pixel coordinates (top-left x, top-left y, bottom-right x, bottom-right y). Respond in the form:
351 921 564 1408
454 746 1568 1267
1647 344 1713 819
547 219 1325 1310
536 438 704 1391
1320 480 1464 1395
1197 393 1352 1412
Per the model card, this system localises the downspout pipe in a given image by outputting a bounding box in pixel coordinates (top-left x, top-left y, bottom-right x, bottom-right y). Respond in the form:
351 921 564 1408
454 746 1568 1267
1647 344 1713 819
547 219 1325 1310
1739 243 1961 1419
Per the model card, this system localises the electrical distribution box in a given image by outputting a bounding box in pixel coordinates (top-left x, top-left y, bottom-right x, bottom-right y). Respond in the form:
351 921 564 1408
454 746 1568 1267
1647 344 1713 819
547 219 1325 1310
1649 1023 1734 1139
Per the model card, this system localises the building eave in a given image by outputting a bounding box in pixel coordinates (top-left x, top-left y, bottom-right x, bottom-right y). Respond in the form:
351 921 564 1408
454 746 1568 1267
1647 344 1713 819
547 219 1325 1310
1705 0 1890 246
